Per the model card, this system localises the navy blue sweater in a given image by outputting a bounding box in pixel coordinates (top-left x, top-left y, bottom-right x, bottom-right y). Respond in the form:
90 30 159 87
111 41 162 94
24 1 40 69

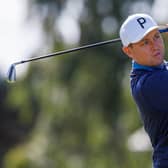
130 61 168 168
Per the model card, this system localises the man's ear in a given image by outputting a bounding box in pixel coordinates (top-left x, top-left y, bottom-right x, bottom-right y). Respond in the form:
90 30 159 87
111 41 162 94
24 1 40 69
122 46 133 59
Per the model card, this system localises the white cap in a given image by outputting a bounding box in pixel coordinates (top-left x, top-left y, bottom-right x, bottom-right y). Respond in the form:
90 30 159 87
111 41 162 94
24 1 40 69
119 13 158 46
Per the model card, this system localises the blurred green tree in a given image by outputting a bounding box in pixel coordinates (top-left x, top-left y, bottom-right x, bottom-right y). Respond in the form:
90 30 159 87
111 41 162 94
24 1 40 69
0 76 40 167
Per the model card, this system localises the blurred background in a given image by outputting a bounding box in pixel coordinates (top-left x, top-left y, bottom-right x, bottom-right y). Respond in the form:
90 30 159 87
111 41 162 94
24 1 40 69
0 0 168 167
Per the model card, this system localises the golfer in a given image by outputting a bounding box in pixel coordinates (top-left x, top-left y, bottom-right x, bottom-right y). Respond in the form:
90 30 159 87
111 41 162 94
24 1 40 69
120 13 168 168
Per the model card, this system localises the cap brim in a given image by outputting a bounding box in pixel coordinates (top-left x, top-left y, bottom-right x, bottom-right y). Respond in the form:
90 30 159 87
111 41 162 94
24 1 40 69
132 26 159 44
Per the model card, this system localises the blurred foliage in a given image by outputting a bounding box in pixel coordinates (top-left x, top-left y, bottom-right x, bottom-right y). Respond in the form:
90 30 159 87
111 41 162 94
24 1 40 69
2 0 165 168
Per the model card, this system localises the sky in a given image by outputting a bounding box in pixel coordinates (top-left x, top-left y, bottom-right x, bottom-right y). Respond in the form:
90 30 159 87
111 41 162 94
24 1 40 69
0 0 168 79
0 0 43 77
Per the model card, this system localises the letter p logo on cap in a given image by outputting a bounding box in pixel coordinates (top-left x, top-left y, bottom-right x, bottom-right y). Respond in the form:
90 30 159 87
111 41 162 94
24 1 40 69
137 17 146 29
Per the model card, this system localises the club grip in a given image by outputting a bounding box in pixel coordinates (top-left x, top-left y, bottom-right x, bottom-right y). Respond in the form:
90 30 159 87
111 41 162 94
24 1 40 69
159 27 168 33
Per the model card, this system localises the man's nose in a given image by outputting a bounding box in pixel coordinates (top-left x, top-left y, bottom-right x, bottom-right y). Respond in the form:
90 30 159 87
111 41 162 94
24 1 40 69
150 39 158 49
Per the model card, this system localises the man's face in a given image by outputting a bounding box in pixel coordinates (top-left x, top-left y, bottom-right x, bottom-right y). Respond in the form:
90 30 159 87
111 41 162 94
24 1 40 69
123 29 165 66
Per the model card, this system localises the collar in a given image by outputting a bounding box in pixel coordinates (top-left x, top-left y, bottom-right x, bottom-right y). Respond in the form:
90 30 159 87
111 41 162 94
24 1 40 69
132 61 166 71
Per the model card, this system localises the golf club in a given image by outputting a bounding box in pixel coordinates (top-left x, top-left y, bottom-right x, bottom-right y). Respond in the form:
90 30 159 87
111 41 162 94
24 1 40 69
7 27 168 83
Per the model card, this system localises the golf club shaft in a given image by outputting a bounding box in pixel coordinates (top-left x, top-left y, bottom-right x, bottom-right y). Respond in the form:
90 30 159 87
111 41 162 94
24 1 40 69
14 38 121 65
